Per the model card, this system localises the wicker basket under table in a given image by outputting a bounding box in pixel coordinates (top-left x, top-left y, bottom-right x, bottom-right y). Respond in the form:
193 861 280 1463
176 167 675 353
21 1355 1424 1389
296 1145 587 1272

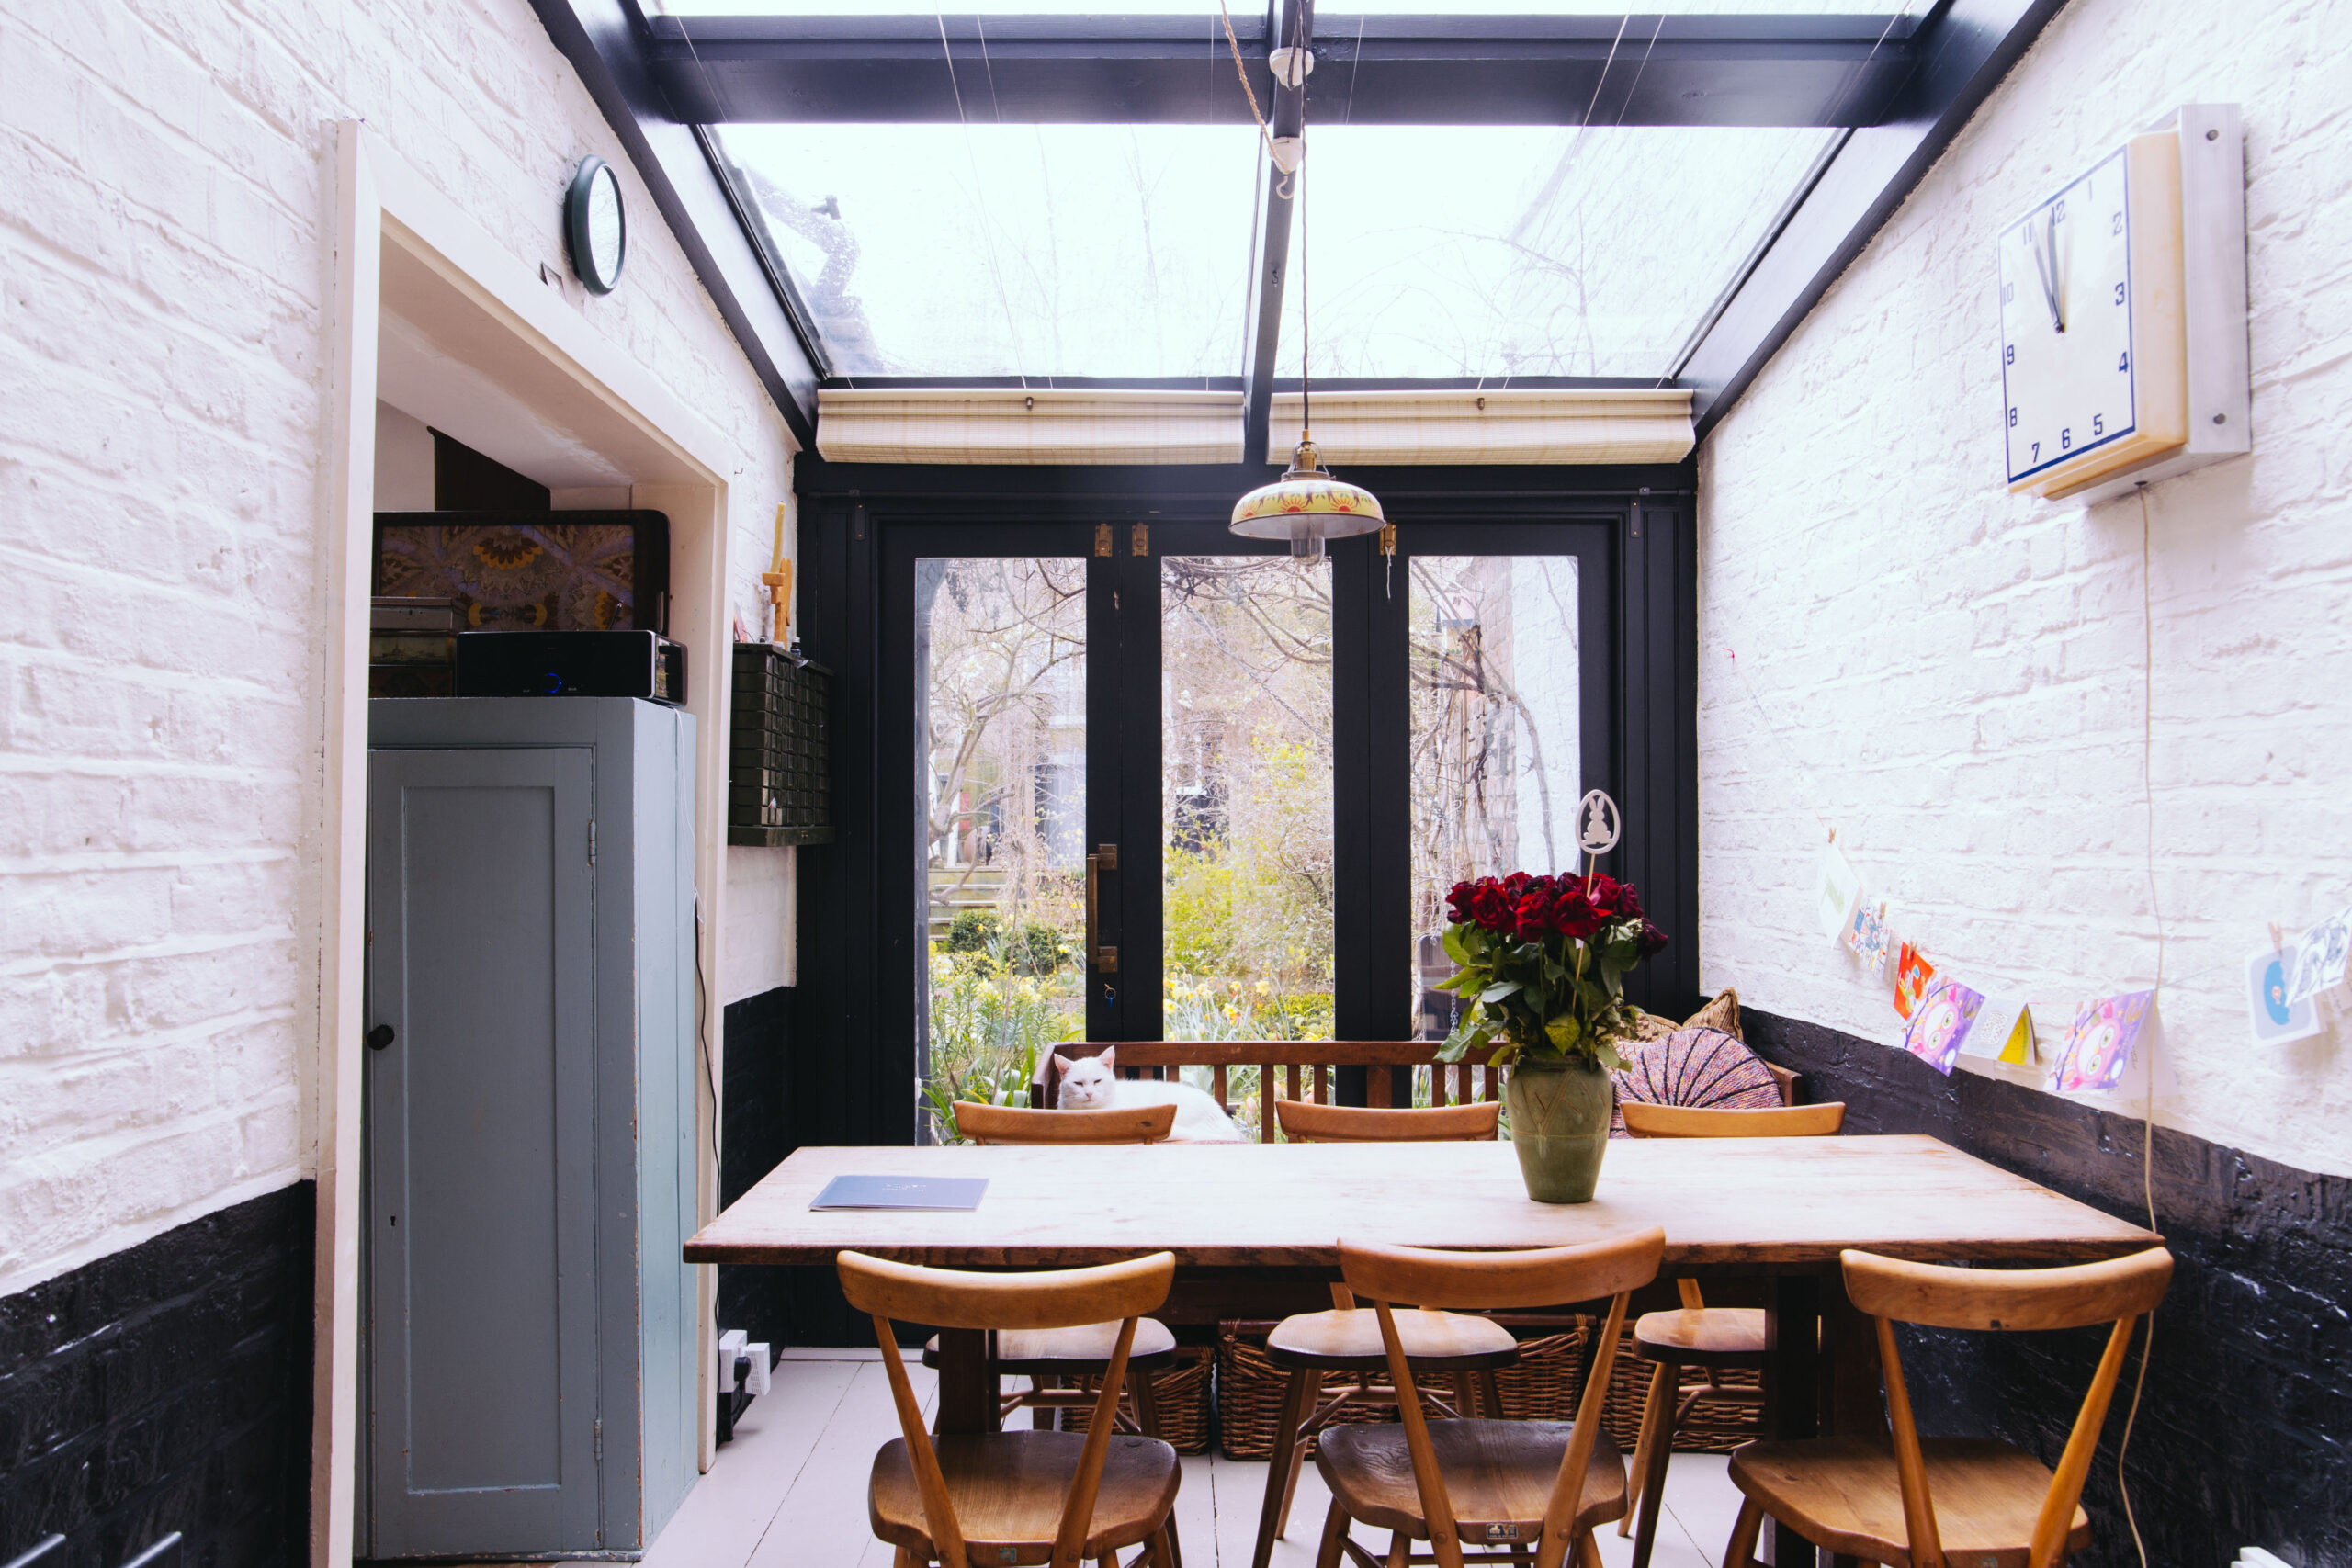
1048 1345 1214 1456
1216 1316 1760 1461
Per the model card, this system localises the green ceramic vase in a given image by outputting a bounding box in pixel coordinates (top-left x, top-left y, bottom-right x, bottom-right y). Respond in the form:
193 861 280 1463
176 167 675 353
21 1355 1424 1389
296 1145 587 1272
1505 1054 1613 1203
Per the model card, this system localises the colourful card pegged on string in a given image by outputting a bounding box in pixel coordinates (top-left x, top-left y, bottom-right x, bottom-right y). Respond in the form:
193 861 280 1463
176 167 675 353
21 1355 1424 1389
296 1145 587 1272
2048 991 2156 1094
2283 908 2352 1007
1844 898 1893 977
1901 979 1984 1076
1815 842 1861 946
1962 991 2035 1066
2246 945 2323 1047
1893 942 1937 1020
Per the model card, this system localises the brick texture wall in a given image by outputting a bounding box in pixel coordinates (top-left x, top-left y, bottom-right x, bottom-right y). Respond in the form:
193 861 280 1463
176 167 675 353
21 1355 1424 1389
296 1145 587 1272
0 0 796 1296
1699 0 2352 1179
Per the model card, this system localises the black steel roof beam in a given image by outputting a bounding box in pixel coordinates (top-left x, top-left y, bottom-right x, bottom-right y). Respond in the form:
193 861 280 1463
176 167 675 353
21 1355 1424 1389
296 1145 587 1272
1241 0 1308 469
649 12 1919 128
1681 0 2066 434
528 0 821 445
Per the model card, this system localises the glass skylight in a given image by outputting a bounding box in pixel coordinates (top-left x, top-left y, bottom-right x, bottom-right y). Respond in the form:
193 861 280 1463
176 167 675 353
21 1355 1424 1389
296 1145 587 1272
715 124 1260 379
656 2 1923 14
1272 125 1838 379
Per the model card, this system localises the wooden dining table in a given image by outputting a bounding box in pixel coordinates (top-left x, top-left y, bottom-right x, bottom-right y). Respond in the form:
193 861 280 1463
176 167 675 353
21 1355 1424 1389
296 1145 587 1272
688 1134 2158 1567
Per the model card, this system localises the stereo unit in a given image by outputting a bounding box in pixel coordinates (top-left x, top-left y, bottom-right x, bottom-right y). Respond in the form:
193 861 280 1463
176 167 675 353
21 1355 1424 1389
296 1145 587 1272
454 630 685 705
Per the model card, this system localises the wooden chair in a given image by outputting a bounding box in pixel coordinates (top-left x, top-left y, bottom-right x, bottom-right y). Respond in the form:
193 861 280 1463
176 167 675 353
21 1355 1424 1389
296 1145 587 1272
928 1103 1181 1440
839 1249 1185 1568
961 1100 1178 1145
1312 1228 1668 1568
1614 1100 1847 1568
1041 1041 1506 1142
1249 1104 1514 1568
1273 1100 1501 1144
1723 1246 2174 1568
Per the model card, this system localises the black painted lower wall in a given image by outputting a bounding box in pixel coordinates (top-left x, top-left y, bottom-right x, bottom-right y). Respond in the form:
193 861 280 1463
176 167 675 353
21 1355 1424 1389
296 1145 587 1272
1744 1008 2349 1568
0 1183 314 1568
718 986 795 1351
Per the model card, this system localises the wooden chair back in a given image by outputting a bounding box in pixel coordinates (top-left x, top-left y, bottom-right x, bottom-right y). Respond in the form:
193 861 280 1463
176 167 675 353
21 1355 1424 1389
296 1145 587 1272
956 1100 1175 1145
1042 1040 1507 1142
1840 1247 2175 1568
1619 1100 1845 1139
1273 1099 1500 1144
838 1250 1177 1568
1336 1230 1667 1568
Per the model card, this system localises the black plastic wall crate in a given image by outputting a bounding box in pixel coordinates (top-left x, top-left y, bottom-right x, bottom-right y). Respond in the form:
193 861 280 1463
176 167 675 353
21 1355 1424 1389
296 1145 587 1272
728 645 833 846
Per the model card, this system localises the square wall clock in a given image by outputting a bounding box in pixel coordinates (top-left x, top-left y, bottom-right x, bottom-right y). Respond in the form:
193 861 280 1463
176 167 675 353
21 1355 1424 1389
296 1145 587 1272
1998 104 2248 502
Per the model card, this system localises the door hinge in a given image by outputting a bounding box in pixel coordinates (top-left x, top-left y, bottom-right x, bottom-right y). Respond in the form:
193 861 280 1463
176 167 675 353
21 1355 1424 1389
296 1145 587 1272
588 820 596 865
1130 523 1149 557
1093 523 1114 557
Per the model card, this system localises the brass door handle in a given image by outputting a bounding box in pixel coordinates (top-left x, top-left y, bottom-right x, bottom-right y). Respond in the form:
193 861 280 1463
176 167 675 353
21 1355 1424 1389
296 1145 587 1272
1085 845 1118 973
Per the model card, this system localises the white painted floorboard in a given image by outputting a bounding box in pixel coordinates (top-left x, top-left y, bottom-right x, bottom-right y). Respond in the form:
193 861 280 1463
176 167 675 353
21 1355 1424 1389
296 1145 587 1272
640 1356 1747 1568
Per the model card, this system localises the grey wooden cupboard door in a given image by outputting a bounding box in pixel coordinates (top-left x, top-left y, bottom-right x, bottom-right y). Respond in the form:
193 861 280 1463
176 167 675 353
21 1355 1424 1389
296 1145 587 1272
365 747 600 1558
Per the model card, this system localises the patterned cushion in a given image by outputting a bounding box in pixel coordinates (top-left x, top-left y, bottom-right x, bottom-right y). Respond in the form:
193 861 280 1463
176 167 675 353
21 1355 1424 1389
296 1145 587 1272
1623 987 1744 1044
1610 1026 1781 1137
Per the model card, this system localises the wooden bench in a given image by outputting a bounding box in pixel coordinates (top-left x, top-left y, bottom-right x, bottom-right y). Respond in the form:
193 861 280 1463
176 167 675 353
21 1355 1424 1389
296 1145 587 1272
1039 1041 1508 1141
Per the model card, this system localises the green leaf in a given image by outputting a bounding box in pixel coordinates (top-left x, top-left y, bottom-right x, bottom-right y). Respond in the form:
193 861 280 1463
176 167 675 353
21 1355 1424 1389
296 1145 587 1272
1478 981 1522 1004
1544 1015 1583 1049
1442 923 1472 966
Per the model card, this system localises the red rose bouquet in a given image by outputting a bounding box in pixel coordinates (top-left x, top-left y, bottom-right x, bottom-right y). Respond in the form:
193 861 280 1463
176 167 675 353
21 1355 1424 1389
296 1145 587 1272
1433 871 1668 1069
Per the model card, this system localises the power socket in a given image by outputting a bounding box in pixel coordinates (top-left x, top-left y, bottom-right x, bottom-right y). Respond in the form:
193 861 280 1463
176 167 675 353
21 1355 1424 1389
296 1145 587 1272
743 1343 772 1396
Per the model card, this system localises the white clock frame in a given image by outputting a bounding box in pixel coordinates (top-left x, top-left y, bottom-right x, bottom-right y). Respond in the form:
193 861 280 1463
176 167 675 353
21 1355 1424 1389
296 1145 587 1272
1998 104 2247 502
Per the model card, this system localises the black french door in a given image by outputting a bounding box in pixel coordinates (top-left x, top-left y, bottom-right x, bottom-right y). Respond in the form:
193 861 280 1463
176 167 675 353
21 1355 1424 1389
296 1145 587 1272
877 513 1623 1129
791 462 1696 1158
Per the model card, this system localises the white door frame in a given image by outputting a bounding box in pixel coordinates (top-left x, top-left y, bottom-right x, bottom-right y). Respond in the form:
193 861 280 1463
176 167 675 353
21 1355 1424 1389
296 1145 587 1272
321 119 741 1567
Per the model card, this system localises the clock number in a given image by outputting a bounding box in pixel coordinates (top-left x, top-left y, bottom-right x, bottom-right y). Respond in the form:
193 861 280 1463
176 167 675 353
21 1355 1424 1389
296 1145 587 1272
2114 282 2127 305
2093 414 2105 437
2118 352 2130 373
2060 428 2072 451
2052 198 2067 222
2002 281 2015 305
2031 442 2041 461
2007 407 2018 428
2004 344 2015 366
2112 211 2124 235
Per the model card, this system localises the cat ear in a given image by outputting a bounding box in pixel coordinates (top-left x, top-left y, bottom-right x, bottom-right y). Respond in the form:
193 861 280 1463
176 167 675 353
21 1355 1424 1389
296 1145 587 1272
1097 1046 1115 1072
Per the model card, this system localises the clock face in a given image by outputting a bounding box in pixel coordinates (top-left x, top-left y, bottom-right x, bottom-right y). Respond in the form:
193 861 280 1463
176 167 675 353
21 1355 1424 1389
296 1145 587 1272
566 156 627 295
1998 145 2136 485
587 165 624 281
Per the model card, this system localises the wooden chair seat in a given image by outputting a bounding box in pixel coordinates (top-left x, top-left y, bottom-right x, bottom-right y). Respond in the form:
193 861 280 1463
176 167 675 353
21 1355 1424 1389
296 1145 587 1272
1728 1437 2090 1568
1267 1308 1518 1372
1631 1306 1768 1366
1315 1420 1629 1544
924 1319 1180 1372
871 1430 1181 1566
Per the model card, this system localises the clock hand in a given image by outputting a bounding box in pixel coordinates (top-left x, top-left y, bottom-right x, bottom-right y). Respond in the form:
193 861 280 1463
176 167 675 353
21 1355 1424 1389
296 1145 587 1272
2032 207 2065 333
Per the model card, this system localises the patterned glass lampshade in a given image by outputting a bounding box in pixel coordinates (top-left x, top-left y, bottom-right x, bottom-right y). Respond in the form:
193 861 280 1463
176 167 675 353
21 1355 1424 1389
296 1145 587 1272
1229 436 1385 558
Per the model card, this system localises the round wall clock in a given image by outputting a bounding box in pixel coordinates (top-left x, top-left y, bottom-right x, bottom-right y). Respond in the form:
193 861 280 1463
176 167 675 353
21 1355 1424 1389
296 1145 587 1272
564 155 627 296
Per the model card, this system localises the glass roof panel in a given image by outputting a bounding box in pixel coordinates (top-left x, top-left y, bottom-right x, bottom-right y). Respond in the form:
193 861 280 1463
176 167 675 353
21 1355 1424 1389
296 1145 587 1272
1272 125 1837 380
714 124 1261 378
657 2 1923 14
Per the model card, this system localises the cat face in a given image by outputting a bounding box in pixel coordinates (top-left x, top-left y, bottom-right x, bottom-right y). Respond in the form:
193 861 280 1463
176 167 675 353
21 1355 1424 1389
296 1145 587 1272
1055 1048 1116 1109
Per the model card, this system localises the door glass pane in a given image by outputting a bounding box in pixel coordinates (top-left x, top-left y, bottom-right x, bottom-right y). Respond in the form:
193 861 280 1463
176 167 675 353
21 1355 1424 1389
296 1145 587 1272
1162 557 1334 1130
1409 556 1582 1045
916 558 1087 1140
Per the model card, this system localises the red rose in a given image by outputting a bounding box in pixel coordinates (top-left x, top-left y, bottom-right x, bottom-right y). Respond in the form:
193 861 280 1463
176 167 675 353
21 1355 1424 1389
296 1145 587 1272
1552 889 1602 940
1513 893 1552 942
1468 885 1511 931
1445 881 1476 924
1501 872 1532 900
1637 919 1669 956
1584 874 1624 915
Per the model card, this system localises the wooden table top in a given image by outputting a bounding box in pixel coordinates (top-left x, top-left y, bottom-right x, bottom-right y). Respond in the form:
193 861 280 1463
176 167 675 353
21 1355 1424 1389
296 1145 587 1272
685 1135 2158 1269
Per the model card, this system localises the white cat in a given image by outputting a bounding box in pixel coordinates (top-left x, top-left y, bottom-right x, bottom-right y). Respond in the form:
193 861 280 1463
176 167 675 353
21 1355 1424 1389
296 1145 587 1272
1049 1048 1247 1143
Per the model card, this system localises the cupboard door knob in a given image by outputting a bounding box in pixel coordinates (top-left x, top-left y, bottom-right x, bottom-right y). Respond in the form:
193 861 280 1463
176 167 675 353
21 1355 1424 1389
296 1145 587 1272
367 1024 395 1051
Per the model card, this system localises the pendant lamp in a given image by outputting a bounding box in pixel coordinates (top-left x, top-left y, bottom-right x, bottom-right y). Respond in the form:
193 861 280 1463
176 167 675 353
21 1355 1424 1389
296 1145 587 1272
1222 9 1382 560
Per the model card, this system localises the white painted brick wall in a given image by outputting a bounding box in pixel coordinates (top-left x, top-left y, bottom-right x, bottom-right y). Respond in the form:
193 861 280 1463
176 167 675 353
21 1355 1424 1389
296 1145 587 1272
0 0 797 1294
1700 0 2352 1178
